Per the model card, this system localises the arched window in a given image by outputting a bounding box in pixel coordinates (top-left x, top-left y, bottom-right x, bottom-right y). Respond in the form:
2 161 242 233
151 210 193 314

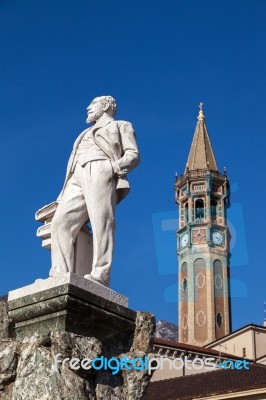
195 199 204 221
182 278 187 291
180 262 188 301
216 313 223 327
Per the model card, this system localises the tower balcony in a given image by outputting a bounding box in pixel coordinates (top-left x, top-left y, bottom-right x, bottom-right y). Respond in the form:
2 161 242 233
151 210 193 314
175 168 228 190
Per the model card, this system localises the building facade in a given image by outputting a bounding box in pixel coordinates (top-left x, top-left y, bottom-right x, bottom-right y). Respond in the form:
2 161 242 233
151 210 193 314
206 323 266 364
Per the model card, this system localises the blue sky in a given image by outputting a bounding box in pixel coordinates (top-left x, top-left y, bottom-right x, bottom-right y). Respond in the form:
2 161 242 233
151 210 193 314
1 0 266 331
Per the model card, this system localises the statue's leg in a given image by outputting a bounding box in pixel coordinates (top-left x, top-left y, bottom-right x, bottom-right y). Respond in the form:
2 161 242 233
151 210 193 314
79 160 117 286
50 174 88 274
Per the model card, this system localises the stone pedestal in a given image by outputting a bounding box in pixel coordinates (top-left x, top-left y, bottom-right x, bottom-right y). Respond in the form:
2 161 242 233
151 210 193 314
2 276 155 400
8 273 131 345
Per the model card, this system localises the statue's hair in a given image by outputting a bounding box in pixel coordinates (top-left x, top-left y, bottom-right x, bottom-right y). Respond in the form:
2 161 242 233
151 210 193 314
98 96 117 116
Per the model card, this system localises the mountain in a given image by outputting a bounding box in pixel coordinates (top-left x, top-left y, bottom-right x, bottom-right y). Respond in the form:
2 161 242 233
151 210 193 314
155 320 178 342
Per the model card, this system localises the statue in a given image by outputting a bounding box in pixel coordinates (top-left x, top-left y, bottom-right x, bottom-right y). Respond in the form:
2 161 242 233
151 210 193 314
49 96 140 287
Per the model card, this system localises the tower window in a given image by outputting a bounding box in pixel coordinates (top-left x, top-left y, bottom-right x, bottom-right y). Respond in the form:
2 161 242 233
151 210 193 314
242 348 246 358
211 200 217 219
195 199 204 221
185 202 188 224
182 278 188 291
216 313 223 327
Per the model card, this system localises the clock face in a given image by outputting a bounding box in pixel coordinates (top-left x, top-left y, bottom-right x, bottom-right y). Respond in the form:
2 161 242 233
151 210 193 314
181 233 189 248
212 231 223 245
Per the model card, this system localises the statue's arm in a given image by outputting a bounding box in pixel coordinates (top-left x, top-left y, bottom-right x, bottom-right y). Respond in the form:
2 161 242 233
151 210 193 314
111 121 140 176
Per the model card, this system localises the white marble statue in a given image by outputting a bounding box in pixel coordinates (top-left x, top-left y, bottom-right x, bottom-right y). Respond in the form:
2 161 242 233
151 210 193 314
49 96 140 287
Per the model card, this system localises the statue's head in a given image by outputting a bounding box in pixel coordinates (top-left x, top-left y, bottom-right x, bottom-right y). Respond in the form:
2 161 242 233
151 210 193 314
86 96 117 123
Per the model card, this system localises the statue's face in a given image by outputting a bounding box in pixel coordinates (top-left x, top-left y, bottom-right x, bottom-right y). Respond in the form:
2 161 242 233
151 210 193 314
86 98 104 123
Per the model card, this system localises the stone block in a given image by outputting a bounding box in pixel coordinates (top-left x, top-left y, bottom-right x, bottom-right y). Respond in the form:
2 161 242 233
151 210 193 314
3 270 156 399
0 311 155 400
7 274 132 344
0 300 11 340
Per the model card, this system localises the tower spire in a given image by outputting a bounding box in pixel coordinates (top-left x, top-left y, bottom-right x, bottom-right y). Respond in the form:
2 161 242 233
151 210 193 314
198 102 204 120
185 103 218 172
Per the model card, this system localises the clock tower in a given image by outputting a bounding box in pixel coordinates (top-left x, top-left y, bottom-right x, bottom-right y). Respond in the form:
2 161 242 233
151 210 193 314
175 104 231 346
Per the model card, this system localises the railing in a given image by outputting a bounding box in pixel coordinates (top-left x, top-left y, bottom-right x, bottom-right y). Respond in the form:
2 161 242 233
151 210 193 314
175 169 227 186
195 218 205 223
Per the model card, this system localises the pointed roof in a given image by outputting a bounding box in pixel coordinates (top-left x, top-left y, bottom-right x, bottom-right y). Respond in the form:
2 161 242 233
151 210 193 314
185 103 218 172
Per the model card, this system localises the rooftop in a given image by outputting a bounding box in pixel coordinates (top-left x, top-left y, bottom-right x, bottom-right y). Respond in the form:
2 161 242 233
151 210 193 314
185 104 218 173
147 363 266 400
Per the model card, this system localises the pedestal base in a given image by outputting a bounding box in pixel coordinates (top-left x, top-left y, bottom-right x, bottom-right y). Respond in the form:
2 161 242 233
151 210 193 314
8 273 133 344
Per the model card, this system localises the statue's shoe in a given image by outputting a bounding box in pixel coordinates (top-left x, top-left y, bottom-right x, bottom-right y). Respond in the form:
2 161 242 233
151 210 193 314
84 274 109 287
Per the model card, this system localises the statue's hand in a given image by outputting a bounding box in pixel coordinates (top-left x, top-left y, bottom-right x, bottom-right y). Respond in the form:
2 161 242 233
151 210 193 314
111 161 128 177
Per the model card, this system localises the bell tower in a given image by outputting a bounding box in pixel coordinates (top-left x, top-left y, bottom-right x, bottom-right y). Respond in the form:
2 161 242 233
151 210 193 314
175 104 231 346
